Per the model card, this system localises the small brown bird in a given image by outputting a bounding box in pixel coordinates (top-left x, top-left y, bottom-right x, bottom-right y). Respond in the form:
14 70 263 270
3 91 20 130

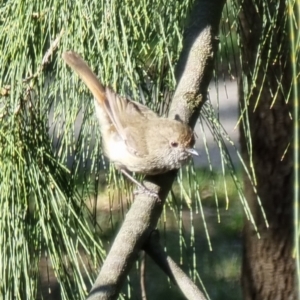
62 51 197 194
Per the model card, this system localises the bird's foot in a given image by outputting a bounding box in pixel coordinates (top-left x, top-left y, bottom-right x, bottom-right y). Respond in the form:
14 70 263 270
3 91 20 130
120 169 160 201
134 186 159 199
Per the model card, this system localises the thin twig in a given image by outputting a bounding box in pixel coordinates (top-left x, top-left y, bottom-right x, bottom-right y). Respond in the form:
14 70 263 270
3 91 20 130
144 230 207 300
23 28 65 83
140 251 148 300
1 29 65 97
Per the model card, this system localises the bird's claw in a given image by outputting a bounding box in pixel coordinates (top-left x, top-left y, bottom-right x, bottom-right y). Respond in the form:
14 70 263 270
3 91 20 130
134 186 159 200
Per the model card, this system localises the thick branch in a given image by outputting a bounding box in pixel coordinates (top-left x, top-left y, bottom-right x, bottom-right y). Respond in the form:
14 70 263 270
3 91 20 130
87 175 173 300
169 0 224 126
87 1 225 299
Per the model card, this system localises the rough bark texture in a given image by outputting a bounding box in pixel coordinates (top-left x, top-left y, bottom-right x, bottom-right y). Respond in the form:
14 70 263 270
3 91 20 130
87 0 225 299
238 0 296 299
169 0 221 126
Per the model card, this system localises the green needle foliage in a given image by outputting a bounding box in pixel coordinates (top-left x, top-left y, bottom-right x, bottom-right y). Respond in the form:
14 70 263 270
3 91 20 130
288 0 300 287
0 0 274 298
0 0 199 299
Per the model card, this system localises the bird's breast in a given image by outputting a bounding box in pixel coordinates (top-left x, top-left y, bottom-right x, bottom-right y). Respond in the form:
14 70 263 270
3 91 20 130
102 131 144 172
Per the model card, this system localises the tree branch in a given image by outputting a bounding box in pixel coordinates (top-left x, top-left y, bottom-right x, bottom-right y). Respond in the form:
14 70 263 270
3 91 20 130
143 230 207 300
87 175 173 300
86 1 225 299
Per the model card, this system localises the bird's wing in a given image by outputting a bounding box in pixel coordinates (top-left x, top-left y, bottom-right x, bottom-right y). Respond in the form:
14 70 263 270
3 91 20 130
105 87 158 122
105 88 158 155
62 51 155 156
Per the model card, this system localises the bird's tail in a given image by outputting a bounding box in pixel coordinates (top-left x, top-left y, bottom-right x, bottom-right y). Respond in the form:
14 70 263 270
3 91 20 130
62 51 106 106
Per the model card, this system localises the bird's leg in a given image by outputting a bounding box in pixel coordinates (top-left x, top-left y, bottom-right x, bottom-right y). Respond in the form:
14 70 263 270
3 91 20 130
120 169 159 199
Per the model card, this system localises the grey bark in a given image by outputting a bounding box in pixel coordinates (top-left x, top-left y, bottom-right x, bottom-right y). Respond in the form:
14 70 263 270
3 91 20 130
144 230 207 300
87 1 225 299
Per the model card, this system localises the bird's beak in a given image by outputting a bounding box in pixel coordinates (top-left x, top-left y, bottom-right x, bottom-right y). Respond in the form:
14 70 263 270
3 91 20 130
186 148 199 156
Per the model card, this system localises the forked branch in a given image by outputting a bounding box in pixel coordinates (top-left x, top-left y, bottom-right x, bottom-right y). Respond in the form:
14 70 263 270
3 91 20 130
86 1 225 299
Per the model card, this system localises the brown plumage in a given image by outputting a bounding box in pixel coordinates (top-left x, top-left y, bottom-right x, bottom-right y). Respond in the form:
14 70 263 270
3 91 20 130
62 51 197 193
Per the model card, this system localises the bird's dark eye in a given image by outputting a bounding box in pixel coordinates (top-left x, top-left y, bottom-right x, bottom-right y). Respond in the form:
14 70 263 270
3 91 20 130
170 141 178 148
